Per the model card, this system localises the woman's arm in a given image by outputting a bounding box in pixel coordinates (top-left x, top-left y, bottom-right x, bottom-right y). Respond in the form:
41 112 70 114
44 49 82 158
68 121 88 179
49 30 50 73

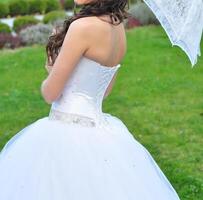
41 20 90 104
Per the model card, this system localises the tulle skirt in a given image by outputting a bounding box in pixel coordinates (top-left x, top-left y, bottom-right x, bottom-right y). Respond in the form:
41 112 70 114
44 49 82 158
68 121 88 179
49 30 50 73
0 113 180 200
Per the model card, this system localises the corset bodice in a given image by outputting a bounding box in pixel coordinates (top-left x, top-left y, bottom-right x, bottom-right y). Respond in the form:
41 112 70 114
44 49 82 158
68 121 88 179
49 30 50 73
49 56 121 125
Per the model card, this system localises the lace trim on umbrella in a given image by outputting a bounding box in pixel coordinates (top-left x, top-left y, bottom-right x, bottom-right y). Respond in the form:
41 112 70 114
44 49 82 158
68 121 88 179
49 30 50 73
143 0 203 66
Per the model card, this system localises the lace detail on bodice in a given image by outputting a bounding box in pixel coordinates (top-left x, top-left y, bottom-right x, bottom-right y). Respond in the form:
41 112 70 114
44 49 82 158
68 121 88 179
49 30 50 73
48 56 121 128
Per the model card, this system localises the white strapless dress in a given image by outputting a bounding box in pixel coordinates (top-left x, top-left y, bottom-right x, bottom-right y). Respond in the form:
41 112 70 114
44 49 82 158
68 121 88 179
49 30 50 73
0 56 181 200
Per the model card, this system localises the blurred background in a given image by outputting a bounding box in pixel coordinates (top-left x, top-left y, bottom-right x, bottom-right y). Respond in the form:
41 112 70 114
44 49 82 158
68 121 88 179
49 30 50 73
0 0 159 48
0 1 202 200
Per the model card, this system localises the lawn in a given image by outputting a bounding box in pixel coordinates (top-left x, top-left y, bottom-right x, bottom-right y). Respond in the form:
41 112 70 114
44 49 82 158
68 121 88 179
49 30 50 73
0 26 203 200
0 0 13 3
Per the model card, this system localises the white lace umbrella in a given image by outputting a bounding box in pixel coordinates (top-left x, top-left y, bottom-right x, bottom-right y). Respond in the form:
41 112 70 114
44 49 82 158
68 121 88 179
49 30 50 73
143 0 203 66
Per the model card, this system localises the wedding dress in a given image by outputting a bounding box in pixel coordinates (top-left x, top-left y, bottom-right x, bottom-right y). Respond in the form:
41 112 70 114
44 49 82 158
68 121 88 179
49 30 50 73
0 56 181 200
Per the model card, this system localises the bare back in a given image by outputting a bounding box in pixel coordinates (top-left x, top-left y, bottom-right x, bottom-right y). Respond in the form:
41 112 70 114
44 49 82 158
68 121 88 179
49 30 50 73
83 15 127 67
41 15 126 103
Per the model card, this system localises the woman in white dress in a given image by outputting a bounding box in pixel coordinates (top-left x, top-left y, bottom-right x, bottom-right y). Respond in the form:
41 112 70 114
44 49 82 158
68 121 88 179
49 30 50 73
0 0 181 199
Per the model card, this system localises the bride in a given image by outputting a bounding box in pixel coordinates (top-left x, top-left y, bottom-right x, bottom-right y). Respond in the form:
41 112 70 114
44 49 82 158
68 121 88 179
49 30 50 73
0 0 181 199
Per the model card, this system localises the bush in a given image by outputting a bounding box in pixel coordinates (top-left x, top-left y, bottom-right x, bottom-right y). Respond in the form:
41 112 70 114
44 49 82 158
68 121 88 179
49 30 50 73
0 33 23 49
28 0 46 14
129 2 159 25
130 0 142 4
43 11 67 24
45 0 61 13
51 18 66 27
125 16 142 29
19 23 53 45
28 0 61 15
9 0 29 16
0 22 11 34
13 15 40 33
0 2 9 18
64 0 74 10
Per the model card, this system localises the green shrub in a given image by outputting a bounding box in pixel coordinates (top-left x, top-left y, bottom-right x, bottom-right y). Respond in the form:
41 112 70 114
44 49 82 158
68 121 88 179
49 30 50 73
0 22 11 34
64 0 74 10
9 0 29 16
0 2 9 18
45 0 61 13
28 0 46 14
130 0 143 4
43 11 67 24
13 15 40 33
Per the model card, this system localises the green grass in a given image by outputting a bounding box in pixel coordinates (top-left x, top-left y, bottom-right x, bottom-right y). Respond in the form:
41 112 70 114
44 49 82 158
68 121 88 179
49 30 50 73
0 26 203 199
0 0 12 3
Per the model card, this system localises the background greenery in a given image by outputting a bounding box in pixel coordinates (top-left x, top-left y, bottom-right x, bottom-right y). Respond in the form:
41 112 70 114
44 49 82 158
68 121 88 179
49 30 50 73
0 26 202 200
0 0 74 17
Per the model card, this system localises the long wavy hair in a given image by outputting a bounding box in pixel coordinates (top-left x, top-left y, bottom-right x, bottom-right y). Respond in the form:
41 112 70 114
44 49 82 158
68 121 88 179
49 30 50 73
46 0 130 66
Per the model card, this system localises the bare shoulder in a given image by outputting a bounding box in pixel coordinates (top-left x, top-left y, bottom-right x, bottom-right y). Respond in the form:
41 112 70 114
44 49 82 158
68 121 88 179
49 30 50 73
69 16 109 35
70 16 102 27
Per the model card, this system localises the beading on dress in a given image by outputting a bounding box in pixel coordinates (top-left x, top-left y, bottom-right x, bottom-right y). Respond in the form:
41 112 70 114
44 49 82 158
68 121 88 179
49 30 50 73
48 109 96 127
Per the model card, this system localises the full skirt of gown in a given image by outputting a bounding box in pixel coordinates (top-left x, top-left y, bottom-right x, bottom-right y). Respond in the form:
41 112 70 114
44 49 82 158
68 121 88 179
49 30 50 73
0 113 181 200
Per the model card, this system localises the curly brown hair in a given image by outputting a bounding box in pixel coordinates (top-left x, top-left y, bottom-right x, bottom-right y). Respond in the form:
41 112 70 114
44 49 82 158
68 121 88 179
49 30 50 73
46 0 130 66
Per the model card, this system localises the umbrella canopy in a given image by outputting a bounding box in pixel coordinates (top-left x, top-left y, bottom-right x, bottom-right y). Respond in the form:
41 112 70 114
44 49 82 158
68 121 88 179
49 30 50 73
143 0 203 66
